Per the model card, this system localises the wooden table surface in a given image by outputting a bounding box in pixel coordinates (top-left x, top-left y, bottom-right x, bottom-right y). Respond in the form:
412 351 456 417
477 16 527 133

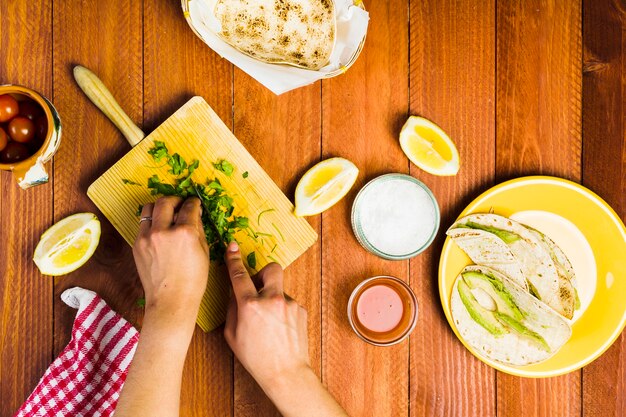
1 0 624 416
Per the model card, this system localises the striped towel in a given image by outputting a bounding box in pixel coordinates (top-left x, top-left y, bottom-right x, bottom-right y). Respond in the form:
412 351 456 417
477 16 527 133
15 287 139 417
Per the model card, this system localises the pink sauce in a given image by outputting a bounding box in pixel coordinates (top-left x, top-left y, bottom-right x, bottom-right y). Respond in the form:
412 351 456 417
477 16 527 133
356 285 404 332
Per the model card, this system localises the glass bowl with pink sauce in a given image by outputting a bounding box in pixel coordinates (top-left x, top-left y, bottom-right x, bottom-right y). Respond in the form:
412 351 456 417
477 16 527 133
347 276 418 346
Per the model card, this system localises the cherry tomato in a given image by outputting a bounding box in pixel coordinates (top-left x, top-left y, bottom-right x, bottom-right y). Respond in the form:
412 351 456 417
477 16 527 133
35 115 48 140
18 99 43 121
0 141 30 163
0 127 7 152
0 94 19 123
27 136 44 154
8 116 35 143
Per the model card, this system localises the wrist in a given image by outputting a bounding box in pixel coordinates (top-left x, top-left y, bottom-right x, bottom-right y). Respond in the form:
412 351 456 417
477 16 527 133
142 303 198 345
262 364 318 401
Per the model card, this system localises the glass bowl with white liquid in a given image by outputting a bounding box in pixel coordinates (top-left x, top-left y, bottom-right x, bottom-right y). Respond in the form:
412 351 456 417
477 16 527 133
351 174 440 260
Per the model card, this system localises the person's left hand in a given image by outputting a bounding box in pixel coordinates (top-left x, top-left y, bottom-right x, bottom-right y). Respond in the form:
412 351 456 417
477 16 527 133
132 196 209 324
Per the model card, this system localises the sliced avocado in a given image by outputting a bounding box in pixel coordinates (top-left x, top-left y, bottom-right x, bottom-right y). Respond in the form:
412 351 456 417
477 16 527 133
456 221 521 244
461 271 524 321
457 280 508 336
527 279 541 300
494 312 551 352
574 287 581 310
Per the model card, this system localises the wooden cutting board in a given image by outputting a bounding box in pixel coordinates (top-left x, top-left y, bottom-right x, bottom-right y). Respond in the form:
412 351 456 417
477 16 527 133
87 96 318 331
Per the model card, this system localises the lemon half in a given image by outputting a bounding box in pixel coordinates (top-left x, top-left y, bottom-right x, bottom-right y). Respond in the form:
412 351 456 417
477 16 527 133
295 158 359 216
34 213 101 276
400 116 460 176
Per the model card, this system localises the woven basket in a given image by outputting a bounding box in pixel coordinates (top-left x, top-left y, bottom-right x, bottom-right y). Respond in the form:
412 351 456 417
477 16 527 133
181 0 367 78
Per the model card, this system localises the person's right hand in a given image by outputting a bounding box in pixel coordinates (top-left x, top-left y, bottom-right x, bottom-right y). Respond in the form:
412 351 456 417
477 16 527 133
133 196 209 326
223 241 310 390
223 241 348 417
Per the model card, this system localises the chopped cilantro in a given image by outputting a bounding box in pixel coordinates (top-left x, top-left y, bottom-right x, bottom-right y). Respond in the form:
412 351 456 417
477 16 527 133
257 208 276 225
272 222 286 242
141 142 252 261
242 171 249 179
247 252 257 269
148 141 169 162
122 179 141 186
213 159 234 176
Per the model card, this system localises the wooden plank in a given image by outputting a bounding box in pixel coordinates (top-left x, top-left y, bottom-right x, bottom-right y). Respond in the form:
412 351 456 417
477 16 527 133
582 0 626 415
231 71 322 416
143 1 234 415
51 0 144 364
409 1 496 415
496 1 582 415
0 1 53 414
321 1 410 415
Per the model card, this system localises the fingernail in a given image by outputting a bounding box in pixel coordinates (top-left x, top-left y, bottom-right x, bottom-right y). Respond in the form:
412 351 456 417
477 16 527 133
228 241 239 252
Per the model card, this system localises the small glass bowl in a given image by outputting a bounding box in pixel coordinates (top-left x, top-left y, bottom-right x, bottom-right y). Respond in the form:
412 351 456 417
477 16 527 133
351 174 440 260
347 276 419 346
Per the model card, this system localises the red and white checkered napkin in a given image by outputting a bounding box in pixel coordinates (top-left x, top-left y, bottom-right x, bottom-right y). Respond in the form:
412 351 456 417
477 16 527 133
15 287 139 417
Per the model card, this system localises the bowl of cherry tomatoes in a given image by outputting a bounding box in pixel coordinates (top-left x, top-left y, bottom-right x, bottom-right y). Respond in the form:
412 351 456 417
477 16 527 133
0 85 61 189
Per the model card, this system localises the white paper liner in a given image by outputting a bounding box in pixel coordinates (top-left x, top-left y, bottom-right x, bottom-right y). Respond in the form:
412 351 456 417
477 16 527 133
187 0 369 95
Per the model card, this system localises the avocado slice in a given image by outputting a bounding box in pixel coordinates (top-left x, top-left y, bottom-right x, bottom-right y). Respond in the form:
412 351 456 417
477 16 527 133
461 271 524 321
457 280 508 336
494 312 551 352
574 287 581 310
527 279 541 300
456 221 521 244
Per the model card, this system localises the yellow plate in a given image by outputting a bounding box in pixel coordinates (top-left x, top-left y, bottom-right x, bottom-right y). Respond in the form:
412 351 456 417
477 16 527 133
439 176 626 377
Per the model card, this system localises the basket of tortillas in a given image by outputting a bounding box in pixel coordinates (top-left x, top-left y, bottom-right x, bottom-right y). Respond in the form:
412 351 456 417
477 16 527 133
182 0 369 95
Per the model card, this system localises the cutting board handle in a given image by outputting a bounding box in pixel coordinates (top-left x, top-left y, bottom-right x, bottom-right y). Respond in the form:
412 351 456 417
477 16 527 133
73 65 145 147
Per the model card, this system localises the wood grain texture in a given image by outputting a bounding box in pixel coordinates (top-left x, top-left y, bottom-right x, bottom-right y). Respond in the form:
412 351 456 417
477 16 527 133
582 0 626 415
0 1 53 414
51 0 144 361
409 1 496 416
143 1 234 415
231 72 322 415
496 1 583 416
496 0 583 182
321 1 410 415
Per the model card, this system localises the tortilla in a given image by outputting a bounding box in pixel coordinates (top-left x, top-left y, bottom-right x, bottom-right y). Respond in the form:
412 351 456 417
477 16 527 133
447 213 577 319
214 0 336 70
451 266 572 366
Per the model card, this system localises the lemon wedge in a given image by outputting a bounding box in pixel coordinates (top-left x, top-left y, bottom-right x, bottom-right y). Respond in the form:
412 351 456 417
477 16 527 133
33 213 101 276
295 158 359 216
399 116 460 176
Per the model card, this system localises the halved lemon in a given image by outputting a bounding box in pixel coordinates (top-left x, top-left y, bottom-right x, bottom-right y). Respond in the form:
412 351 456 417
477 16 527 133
295 158 359 216
399 116 460 176
34 213 101 276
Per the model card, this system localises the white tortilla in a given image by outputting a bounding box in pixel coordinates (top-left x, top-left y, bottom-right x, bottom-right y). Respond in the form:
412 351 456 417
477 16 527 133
451 266 572 366
446 227 527 289
447 213 576 319
214 0 336 70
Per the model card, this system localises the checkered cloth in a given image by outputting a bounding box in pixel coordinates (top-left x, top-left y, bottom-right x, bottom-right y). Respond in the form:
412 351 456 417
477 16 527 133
15 287 139 417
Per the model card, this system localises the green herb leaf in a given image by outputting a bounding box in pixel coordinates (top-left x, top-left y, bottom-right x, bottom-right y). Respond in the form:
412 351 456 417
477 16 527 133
122 179 141 186
247 252 257 269
257 208 276 225
242 171 249 179
136 298 146 308
143 142 251 265
213 159 234 176
168 153 188 175
148 141 169 162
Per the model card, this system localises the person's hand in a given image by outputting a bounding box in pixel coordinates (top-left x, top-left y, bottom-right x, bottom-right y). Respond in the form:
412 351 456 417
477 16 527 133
118 197 209 417
224 241 310 392
133 196 209 325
